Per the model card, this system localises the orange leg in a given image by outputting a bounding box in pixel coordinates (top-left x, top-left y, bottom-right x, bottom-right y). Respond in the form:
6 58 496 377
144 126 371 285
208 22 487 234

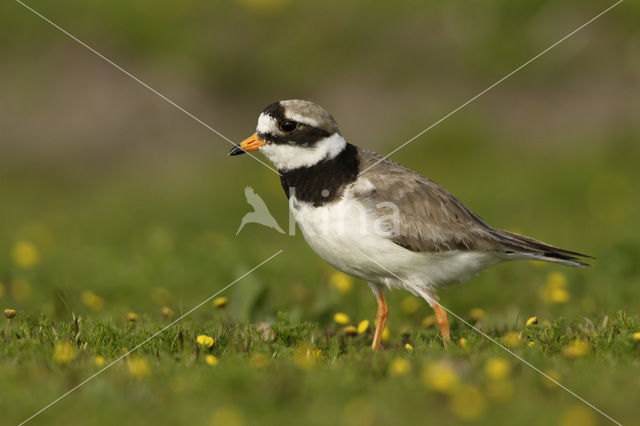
371 286 389 351
433 303 450 343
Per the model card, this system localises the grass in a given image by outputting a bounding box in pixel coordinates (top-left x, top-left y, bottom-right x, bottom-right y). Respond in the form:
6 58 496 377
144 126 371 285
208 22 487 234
2 309 640 425
1 131 639 426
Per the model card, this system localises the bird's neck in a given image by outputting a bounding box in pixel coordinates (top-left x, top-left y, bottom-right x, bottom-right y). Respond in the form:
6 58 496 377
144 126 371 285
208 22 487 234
279 143 359 207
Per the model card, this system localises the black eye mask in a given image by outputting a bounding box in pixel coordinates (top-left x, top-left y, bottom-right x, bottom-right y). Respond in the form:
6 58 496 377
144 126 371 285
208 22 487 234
258 125 332 147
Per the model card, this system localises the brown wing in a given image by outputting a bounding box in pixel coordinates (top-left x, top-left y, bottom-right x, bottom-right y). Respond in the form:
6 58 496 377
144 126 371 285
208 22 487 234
354 147 591 265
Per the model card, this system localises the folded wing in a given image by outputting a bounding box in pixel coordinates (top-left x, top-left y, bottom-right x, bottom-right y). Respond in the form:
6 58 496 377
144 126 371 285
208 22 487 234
355 147 592 267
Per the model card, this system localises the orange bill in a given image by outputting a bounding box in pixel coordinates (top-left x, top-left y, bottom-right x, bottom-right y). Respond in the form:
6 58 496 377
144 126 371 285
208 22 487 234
228 133 266 156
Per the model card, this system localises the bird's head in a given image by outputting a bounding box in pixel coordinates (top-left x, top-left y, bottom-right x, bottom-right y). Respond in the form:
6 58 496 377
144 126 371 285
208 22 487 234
229 100 347 171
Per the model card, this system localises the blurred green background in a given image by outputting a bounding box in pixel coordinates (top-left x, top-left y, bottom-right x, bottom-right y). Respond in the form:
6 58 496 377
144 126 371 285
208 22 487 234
1 0 639 425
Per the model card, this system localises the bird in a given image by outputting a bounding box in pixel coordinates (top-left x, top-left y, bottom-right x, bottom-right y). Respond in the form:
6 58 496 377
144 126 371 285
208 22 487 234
236 186 285 235
228 99 592 351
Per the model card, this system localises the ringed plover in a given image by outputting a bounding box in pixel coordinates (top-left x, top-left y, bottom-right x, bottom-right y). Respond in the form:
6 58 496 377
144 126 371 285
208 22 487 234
229 99 591 350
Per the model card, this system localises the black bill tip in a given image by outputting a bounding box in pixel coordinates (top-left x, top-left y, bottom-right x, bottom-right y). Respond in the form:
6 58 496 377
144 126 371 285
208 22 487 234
228 145 246 156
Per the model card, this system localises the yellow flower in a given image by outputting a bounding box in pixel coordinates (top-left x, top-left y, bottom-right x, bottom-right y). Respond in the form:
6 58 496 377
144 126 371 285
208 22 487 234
205 355 219 366
484 357 510 380
486 380 514 402
249 353 268 369
400 296 420 315
560 405 597 426
94 356 106 367
333 312 350 325
12 241 40 268
526 316 538 326
381 327 390 342
81 291 104 312
547 271 567 288
528 341 535 348
548 287 570 303
127 357 150 379
632 332 640 342
293 343 321 370
502 331 522 347
469 308 486 321
4 308 17 319
53 342 75 364
197 335 214 347
421 315 435 328
459 338 468 349
404 343 414 351
542 369 561 389
210 406 244 426
540 272 570 304
449 385 486 420
126 312 139 322
562 339 590 358
357 320 369 334
389 358 411 376
343 325 358 336
329 272 353 294
421 360 460 394
161 306 174 319
212 297 228 308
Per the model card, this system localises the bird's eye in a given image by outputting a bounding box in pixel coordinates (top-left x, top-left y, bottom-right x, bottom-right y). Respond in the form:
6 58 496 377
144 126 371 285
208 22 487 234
280 120 298 133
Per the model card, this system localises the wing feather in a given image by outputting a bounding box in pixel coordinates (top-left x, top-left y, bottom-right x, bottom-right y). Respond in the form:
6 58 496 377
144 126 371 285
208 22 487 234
354 147 592 266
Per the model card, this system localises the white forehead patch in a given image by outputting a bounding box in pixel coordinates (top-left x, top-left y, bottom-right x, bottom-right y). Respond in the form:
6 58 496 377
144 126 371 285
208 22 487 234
256 113 279 134
284 111 320 128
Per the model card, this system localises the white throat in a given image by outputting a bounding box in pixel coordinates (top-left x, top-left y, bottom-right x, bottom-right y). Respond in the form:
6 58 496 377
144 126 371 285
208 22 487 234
260 133 347 171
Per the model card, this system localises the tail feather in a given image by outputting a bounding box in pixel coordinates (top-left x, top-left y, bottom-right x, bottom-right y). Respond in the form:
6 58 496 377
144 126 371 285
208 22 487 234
492 228 594 267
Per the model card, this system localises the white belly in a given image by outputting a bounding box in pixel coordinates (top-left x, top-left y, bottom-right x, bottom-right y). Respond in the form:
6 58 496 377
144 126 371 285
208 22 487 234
290 195 501 298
